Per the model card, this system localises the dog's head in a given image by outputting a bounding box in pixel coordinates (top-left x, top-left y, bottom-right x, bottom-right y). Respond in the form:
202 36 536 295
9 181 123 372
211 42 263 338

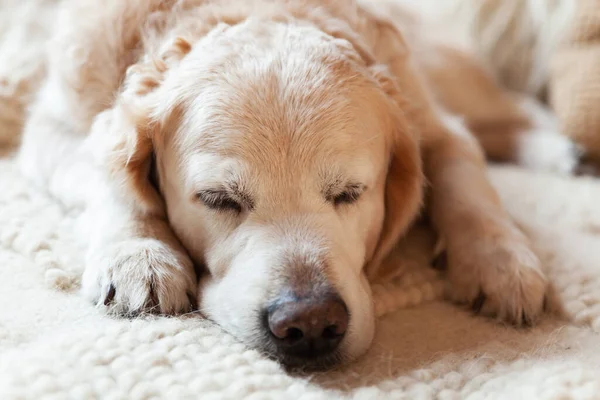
109 17 423 368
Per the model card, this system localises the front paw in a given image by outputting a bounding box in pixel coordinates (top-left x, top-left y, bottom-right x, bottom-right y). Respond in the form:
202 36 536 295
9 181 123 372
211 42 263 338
434 234 548 326
82 238 197 316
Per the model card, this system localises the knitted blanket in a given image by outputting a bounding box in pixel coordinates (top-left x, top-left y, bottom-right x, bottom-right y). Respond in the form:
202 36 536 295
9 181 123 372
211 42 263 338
2 152 600 398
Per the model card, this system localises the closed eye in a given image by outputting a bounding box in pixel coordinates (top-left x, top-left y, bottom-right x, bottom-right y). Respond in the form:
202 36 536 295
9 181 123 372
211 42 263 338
328 183 365 206
196 189 243 213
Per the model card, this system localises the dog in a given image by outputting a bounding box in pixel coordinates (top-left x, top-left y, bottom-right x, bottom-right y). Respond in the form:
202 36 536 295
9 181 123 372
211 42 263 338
17 0 577 369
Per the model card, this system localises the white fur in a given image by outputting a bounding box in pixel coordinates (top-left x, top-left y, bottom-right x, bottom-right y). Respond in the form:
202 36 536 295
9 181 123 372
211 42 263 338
515 97 579 174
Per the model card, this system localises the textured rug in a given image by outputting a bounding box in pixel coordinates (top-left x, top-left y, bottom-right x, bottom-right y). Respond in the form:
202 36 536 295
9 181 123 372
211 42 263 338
2 148 600 399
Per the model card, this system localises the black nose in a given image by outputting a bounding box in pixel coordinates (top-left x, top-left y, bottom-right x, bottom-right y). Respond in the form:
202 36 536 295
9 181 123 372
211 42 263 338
267 293 349 360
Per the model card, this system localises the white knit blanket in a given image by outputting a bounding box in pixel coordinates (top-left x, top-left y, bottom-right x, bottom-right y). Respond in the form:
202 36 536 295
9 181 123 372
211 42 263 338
2 152 600 399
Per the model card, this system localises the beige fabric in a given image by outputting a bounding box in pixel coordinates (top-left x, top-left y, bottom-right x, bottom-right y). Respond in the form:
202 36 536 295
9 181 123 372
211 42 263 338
550 0 600 159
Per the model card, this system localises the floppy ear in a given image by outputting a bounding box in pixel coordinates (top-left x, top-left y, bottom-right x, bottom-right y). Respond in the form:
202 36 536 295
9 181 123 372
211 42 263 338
319 14 424 274
103 36 193 218
365 64 425 281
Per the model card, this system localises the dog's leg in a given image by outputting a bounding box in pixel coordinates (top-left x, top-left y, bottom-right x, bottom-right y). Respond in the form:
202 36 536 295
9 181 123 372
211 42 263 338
18 74 97 208
21 106 198 318
423 46 578 174
74 107 198 316
470 95 579 175
82 189 198 316
22 103 200 315
18 0 197 315
18 0 164 201
424 112 547 325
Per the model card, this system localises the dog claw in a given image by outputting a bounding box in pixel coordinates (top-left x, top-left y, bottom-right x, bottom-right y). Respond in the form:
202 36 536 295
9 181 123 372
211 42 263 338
103 284 116 306
431 250 448 271
521 312 532 328
186 290 197 312
471 291 486 314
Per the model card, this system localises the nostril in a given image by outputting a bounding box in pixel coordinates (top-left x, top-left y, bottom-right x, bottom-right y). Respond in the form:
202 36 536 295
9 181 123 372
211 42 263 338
322 324 342 340
285 327 304 343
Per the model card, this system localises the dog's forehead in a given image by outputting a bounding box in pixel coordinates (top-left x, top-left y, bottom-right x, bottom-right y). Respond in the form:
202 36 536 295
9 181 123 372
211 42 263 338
179 81 385 191
180 84 387 186
178 58 387 160
167 20 393 186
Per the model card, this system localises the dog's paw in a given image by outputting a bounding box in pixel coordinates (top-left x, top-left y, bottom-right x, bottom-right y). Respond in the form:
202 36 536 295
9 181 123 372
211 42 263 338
434 234 548 326
82 238 197 316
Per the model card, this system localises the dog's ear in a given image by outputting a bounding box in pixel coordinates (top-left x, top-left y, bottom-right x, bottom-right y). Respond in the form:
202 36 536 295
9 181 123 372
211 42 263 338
365 64 425 280
103 36 193 217
314 2 412 67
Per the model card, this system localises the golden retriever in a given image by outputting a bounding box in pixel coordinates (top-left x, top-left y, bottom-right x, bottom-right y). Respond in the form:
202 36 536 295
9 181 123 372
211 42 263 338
17 0 576 368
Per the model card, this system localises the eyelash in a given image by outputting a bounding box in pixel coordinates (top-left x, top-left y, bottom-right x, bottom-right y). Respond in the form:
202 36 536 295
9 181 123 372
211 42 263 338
331 186 364 206
197 190 242 213
197 185 363 211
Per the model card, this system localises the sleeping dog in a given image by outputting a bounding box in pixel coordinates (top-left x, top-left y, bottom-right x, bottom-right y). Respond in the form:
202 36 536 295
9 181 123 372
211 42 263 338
18 0 575 368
